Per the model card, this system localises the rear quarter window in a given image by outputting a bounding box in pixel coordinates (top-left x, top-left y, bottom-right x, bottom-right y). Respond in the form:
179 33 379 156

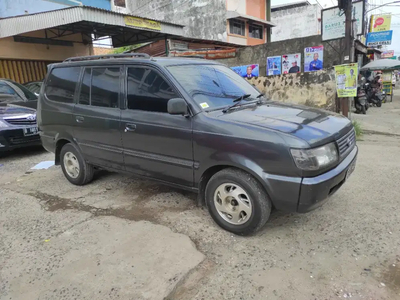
45 67 81 103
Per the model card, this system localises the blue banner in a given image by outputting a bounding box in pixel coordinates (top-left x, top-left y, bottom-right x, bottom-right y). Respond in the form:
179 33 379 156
231 64 259 78
366 30 393 47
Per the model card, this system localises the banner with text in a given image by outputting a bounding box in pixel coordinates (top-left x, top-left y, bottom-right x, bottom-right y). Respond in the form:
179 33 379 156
370 14 392 32
267 56 282 75
366 30 393 46
304 46 324 72
282 53 301 74
335 63 358 98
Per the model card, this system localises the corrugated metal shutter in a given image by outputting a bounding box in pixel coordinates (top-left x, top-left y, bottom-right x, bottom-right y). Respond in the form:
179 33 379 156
0 59 57 83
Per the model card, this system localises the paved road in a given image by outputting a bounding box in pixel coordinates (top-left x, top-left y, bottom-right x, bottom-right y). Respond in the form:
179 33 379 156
1 97 400 299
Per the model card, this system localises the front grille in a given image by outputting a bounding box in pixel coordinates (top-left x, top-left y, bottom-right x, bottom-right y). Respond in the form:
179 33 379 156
8 135 40 145
336 129 356 157
4 117 36 126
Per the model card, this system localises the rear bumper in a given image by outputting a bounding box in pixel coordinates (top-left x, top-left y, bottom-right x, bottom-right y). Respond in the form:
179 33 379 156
0 128 41 151
263 146 358 213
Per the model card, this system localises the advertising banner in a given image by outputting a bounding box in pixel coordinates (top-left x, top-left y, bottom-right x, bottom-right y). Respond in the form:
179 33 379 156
322 1 364 41
370 14 392 32
231 64 259 78
366 30 393 46
334 63 358 98
382 71 393 95
304 46 324 72
282 53 301 74
266 56 282 75
124 16 161 31
381 50 395 58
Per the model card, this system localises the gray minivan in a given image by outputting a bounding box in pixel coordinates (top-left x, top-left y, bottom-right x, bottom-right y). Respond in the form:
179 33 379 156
38 54 357 235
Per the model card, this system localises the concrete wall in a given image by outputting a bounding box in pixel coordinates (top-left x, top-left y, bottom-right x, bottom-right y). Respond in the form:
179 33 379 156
0 0 111 18
248 70 336 111
0 30 91 61
271 4 320 42
218 35 341 110
124 0 228 42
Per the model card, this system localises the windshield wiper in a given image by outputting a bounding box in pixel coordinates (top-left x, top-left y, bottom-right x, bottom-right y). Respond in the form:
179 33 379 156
222 94 251 113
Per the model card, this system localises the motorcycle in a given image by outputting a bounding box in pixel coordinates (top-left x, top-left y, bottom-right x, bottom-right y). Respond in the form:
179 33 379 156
364 82 382 107
355 85 368 114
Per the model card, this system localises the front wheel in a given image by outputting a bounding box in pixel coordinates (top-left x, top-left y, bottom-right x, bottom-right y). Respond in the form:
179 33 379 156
205 168 272 235
376 101 382 107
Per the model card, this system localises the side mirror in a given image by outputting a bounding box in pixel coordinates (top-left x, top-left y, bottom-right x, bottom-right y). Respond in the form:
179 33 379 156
167 98 189 116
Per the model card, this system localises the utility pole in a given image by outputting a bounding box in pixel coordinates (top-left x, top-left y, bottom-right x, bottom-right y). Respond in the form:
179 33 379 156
342 0 354 118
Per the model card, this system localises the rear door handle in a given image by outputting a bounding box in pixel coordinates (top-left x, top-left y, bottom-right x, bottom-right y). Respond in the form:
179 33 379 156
125 123 136 132
76 116 84 123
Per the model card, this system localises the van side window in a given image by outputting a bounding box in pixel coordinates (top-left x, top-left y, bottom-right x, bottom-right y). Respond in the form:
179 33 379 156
91 68 120 108
45 67 80 103
127 67 178 113
79 68 91 105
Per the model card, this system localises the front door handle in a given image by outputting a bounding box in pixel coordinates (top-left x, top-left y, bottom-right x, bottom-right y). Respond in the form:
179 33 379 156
125 123 136 132
76 116 84 123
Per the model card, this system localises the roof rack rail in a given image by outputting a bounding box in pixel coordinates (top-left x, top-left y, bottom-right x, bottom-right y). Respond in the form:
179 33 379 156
63 53 150 62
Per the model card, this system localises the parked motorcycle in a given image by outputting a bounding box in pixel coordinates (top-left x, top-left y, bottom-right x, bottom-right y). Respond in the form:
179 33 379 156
355 85 368 114
364 82 382 107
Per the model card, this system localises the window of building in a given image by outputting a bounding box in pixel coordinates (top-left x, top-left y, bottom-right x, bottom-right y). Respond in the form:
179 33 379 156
114 0 126 8
91 68 120 108
79 68 91 105
229 19 245 36
127 67 178 113
249 24 263 39
45 67 80 103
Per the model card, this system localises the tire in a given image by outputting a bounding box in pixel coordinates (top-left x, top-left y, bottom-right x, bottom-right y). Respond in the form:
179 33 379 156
60 143 94 185
376 101 382 107
205 168 272 235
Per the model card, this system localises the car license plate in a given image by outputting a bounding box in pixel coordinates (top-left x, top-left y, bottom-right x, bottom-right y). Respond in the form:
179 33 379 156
346 160 356 180
23 126 38 136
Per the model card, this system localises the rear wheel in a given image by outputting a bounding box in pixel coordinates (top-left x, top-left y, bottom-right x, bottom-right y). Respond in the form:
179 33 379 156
205 168 271 235
60 143 94 185
376 101 382 107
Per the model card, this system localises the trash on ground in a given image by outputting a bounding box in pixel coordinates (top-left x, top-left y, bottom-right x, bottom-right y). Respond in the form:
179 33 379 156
31 161 55 170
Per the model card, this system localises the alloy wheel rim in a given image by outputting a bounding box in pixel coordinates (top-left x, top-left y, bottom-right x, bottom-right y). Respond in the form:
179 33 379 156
213 183 252 225
63 152 80 179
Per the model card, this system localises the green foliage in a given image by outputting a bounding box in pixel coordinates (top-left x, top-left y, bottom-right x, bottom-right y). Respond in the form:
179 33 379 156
112 44 144 54
352 120 363 139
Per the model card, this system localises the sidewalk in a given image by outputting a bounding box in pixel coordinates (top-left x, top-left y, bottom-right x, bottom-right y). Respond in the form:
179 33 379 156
352 86 400 136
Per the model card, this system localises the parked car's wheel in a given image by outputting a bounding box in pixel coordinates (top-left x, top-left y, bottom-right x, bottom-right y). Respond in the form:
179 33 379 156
60 143 94 185
205 168 272 235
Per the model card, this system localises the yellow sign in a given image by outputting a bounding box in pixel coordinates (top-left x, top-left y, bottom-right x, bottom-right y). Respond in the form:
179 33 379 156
334 63 358 98
124 16 161 31
382 71 393 95
370 14 392 32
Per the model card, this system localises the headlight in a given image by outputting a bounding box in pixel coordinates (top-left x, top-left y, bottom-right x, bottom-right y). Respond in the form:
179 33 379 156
0 120 9 128
290 142 338 171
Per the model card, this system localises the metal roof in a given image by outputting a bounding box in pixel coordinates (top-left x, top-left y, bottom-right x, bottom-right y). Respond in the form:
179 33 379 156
0 6 184 45
226 11 276 27
271 1 312 11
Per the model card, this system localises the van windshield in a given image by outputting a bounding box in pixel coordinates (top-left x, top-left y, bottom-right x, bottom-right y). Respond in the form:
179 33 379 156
167 64 260 110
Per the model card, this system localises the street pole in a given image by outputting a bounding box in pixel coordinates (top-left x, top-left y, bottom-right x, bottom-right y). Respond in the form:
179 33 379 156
342 0 354 118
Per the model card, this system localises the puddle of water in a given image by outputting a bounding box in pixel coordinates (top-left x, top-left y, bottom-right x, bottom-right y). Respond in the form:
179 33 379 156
381 264 400 292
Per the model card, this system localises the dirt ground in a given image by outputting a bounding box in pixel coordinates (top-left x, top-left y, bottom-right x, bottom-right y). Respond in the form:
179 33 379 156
1 94 400 300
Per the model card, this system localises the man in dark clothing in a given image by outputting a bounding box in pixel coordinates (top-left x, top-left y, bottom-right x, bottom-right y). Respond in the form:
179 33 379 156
289 61 300 73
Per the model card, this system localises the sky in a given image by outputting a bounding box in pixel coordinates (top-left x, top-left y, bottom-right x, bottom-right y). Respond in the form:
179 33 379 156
272 0 400 56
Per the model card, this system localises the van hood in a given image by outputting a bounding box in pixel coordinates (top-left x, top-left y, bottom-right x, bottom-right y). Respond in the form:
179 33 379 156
0 103 36 118
210 101 352 146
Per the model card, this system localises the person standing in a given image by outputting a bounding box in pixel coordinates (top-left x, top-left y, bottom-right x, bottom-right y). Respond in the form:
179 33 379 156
309 53 323 71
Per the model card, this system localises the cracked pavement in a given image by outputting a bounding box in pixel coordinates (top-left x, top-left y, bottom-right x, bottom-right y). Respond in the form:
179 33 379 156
1 92 400 299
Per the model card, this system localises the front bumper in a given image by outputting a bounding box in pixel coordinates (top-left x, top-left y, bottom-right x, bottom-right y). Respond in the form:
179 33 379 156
0 128 41 151
263 146 358 213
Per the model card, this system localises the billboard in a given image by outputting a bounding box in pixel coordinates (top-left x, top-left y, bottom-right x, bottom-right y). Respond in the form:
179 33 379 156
267 56 282 75
231 64 259 78
366 30 393 46
370 14 392 32
282 53 301 74
322 1 364 41
304 46 324 72
381 50 395 58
